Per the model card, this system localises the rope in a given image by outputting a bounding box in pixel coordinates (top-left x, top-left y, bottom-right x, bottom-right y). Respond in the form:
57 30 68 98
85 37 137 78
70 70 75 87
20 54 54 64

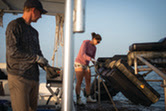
52 14 64 66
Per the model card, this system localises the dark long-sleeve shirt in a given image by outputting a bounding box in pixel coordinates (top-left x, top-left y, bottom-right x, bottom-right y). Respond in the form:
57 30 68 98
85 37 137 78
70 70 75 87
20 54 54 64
6 17 43 81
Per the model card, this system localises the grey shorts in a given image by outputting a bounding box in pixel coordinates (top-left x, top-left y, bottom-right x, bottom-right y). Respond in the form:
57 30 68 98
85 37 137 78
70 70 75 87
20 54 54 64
74 62 90 70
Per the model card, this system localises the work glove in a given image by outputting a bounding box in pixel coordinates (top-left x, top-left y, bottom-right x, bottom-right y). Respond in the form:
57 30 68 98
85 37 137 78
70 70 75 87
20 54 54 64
45 66 61 78
36 55 48 66
91 58 97 64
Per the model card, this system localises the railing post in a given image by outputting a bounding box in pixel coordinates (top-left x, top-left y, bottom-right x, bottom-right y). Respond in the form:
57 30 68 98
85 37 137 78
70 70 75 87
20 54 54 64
163 80 166 111
134 57 138 74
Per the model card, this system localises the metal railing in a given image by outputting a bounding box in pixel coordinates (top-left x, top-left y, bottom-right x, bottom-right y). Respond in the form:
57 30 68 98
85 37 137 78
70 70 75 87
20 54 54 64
134 55 166 110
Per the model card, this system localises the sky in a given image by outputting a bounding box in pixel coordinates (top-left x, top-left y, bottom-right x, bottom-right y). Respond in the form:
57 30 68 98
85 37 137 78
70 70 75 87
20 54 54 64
0 0 166 66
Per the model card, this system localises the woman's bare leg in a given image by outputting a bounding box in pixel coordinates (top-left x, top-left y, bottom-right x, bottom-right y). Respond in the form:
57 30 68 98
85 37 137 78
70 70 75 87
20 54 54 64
85 69 91 96
75 68 84 96
85 69 96 102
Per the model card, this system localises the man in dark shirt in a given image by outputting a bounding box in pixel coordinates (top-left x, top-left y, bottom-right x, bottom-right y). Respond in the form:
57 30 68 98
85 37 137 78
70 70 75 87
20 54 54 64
6 0 48 111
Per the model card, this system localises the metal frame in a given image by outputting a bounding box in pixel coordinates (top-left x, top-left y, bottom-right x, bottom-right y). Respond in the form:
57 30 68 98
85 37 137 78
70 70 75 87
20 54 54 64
133 54 166 110
46 82 62 104
94 69 118 111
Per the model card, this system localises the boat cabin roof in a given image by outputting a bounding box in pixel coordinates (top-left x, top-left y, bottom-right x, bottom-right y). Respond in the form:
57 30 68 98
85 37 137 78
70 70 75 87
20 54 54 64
0 0 65 15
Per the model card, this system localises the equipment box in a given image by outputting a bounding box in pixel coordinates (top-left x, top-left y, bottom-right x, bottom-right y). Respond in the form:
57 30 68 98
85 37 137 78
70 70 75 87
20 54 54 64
105 59 160 106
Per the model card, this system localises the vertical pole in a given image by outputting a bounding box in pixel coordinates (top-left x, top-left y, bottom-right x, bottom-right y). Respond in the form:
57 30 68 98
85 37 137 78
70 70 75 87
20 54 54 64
61 0 74 111
163 80 166 111
134 57 138 74
98 76 101 104
94 76 97 100
73 0 85 33
62 46 64 68
56 52 58 67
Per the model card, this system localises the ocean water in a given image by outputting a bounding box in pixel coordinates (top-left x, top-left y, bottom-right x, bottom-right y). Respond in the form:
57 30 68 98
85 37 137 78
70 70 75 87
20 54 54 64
39 69 47 83
39 67 165 110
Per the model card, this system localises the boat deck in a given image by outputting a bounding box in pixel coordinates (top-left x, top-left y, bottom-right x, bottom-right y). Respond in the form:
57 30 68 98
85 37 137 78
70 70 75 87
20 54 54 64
36 100 165 111
75 100 164 111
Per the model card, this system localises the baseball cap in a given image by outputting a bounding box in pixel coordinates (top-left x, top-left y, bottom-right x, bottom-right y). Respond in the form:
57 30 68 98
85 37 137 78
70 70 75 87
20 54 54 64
24 0 47 14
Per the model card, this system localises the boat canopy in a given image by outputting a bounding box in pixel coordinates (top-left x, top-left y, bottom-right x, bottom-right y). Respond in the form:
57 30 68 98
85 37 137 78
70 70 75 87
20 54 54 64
0 0 65 27
0 0 65 14
0 0 66 65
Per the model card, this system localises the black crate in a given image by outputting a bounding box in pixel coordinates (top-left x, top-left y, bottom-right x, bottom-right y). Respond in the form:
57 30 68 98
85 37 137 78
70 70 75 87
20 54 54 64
107 59 160 106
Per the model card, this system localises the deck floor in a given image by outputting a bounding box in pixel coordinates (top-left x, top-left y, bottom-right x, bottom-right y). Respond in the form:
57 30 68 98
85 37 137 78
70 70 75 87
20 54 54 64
1 100 164 111
74 100 164 111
